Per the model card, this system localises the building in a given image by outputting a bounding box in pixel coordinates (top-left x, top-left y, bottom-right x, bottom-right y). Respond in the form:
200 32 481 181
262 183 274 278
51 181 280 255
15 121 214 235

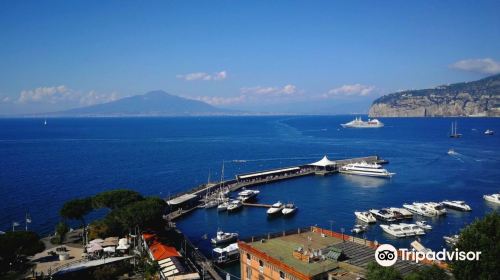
239 226 424 280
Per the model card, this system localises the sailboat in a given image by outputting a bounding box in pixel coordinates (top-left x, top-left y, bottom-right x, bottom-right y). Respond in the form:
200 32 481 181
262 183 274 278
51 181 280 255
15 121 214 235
449 122 462 138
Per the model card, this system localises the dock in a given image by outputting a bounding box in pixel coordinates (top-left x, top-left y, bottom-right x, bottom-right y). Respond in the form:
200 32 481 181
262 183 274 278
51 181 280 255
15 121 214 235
164 155 387 221
242 202 273 208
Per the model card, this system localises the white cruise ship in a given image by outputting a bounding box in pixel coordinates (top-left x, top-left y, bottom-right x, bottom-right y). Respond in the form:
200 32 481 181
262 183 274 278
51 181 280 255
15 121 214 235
341 117 384 128
339 162 394 178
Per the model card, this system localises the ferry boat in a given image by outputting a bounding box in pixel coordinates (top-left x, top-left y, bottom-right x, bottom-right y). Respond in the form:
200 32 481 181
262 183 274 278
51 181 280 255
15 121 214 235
403 203 436 217
484 129 494 135
354 211 377 223
416 221 432 230
227 200 243 212
213 243 239 265
351 224 368 234
211 230 238 245
237 189 260 202
341 117 384 128
369 209 396 222
282 203 297 216
267 201 284 216
442 200 472 211
483 193 500 204
339 162 395 178
423 202 447 216
388 207 413 219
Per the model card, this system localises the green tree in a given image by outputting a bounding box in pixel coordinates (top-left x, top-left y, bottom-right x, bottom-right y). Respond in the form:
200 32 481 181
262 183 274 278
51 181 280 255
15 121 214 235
366 262 402 280
55 221 70 244
92 189 143 209
0 231 45 272
60 197 93 226
450 212 499 280
404 265 449 280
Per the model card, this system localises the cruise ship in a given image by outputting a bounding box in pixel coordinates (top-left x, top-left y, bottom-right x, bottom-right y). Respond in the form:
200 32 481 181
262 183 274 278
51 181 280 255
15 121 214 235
339 162 395 178
341 117 384 128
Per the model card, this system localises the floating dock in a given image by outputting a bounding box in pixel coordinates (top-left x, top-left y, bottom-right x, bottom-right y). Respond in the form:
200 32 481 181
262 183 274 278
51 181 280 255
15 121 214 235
164 155 387 221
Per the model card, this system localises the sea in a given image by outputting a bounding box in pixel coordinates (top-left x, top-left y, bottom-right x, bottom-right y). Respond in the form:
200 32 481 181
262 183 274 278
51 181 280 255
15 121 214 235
1 116 499 267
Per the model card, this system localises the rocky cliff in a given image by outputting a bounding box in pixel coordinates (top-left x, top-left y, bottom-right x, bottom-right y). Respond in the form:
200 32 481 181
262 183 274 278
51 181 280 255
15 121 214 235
369 74 500 117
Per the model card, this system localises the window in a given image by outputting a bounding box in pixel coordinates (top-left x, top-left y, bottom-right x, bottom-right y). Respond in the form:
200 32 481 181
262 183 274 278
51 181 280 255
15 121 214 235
246 253 251 265
279 271 285 280
246 266 252 280
258 260 264 273
258 275 265 280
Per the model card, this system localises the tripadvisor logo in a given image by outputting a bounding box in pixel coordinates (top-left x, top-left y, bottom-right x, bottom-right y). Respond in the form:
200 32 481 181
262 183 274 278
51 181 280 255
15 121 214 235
375 243 482 266
375 244 398 267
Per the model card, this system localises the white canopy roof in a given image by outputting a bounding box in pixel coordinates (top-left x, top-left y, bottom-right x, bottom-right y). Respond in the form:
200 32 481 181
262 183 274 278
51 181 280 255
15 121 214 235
309 156 336 167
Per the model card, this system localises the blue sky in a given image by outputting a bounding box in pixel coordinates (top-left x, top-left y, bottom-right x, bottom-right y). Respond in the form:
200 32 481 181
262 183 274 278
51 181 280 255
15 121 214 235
1 0 499 114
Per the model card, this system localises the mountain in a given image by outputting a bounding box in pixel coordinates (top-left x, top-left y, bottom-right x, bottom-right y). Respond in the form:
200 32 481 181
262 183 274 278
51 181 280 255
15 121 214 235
369 74 500 117
51 90 233 116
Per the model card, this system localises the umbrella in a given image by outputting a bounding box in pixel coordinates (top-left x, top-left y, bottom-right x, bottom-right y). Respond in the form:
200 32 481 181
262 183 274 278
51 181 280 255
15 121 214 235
103 246 116 253
86 243 103 253
116 244 130 250
118 238 128 246
89 238 104 244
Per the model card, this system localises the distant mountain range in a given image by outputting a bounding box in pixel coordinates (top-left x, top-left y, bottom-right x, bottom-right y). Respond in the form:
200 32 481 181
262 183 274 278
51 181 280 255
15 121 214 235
50 90 234 116
369 74 500 117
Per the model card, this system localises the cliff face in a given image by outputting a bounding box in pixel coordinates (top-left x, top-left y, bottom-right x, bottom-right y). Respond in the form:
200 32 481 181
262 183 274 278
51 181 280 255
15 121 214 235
369 74 500 117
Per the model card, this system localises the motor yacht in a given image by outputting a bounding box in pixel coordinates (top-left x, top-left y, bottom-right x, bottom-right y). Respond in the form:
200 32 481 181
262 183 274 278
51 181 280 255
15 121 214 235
379 224 406 238
339 162 395 178
388 207 413 219
403 203 436 217
204 200 219 209
227 200 243 212
213 243 239 265
211 230 238 245
354 211 377 223
217 201 229 212
341 117 384 128
282 203 297 215
442 200 472 211
380 223 425 238
351 224 368 234
443 235 459 247
484 129 494 135
416 221 432 230
423 202 447 216
369 208 396 222
237 189 260 202
266 201 284 216
483 193 500 204
399 223 426 236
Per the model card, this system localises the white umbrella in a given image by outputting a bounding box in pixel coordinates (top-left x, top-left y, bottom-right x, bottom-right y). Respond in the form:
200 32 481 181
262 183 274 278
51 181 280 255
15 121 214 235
87 243 103 253
118 238 128 246
116 244 130 250
89 238 104 244
103 246 116 253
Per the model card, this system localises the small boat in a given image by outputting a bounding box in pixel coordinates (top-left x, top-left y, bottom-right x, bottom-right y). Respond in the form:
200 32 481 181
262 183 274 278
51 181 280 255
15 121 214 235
211 231 238 245
204 200 219 209
266 201 284 216
217 201 229 212
443 235 459 246
354 211 377 223
369 209 396 222
449 122 462 138
227 200 243 212
388 207 413 219
447 148 458 155
237 189 260 202
484 129 494 135
282 203 297 215
483 193 500 204
213 243 239 265
442 200 472 211
416 221 432 230
351 224 368 234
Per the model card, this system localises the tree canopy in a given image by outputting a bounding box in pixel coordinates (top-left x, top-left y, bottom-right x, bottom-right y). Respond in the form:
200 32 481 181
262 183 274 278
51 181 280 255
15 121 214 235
0 231 44 272
450 212 499 280
92 189 143 209
365 262 402 280
404 265 449 280
60 197 93 225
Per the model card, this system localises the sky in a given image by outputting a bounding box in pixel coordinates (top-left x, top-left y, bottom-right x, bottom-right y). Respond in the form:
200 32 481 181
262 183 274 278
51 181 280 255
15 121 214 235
0 0 499 115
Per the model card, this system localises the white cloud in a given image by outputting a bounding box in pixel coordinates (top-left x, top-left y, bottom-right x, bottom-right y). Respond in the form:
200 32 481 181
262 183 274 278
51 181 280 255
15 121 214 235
176 70 228 81
191 95 246 106
450 58 500 74
14 85 119 106
240 84 298 96
324 84 375 98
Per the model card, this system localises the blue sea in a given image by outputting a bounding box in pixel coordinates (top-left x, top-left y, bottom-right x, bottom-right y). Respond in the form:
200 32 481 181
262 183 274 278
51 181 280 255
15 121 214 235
1 116 499 257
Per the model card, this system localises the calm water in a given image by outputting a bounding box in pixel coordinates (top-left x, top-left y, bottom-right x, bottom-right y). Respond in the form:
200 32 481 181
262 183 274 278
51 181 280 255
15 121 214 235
1 116 499 256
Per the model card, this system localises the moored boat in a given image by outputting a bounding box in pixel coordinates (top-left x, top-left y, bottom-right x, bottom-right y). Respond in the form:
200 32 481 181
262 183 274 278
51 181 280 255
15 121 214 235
351 224 368 234
354 211 377 223
227 200 243 212
266 201 284 216
369 208 396 222
443 235 459 246
213 243 239 265
388 207 413 219
282 203 297 216
483 193 500 204
211 230 238 245
339 162 395 178
442 200 472 211
416 221 432 230
237 189 260 202
423 202 447 216
403 203 436 217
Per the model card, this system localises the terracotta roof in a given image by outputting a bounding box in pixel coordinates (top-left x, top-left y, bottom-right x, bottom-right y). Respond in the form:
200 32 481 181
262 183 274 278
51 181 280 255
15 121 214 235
142 233 156 242
150 242 180 261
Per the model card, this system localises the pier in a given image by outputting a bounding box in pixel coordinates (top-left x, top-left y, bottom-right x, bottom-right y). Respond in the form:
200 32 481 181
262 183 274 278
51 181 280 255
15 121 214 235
164 155 387 221
242 202 273 208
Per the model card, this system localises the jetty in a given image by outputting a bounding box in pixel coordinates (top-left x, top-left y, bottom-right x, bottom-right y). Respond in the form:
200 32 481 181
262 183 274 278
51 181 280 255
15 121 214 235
164 155 387 221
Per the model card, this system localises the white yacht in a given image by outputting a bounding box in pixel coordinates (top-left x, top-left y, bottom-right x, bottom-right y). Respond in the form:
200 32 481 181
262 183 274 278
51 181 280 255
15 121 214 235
237 189 260 202
266 201 284 216
483 193 500 204
227 200 243 212
484 129 494 135
213 243 239 265
416 221 432 230
341 117 384 128
388 207 413 219
369 208 396 222
339 162 395 178
204 200 219 209
447 148 458 155
217 201 229 212
444 235 459 246
403 203 436 217
211 230 238 245
442 200 472 211
423 202 447 216
399 223 426 236
282 203 297 215
379 224 406 238
354 211 377 223
351 224 368 234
